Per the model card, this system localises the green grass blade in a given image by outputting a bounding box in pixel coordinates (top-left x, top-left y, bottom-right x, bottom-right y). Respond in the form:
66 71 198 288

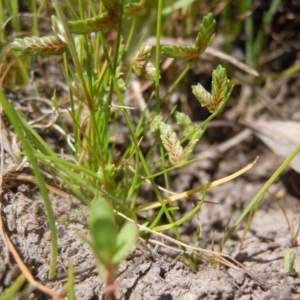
0 90 58 279
0 273 26 300
223 144 300 246
67 263 75 300
153 185 207 231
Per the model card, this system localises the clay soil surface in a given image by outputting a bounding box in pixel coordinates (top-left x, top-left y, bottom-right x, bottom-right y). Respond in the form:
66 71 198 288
1 1 300 299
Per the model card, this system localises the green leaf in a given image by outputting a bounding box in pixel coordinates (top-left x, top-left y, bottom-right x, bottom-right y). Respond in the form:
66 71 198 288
162 45 200 60
195 13 216 54
0 273 26 300
88 199 118 262
112 221 137 263
284 248 296 273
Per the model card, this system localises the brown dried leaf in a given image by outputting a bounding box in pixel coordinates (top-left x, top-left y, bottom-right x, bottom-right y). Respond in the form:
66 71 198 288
249 120 300 173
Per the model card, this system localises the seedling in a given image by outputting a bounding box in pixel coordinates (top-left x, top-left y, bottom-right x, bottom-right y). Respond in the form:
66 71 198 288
284 248 296 273
88 198 137 300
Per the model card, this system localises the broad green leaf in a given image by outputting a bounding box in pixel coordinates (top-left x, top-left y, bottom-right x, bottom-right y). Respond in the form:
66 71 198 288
112 221 137 263
89 199 118 262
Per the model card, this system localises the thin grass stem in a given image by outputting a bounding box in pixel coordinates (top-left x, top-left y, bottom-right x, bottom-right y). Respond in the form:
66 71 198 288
0 91 58 279
223 144 300 246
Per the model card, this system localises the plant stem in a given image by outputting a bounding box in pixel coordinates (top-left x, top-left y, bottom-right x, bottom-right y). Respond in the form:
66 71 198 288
155 0 163 111
0 91 58 279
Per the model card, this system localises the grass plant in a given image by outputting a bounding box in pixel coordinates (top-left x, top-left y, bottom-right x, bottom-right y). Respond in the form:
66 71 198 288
0 0 298 299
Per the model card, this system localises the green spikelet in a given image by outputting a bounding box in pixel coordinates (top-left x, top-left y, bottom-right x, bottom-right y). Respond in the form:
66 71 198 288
132 45 158 81
68 13 118 34
160 123 184 165
10 36 66 55
192 83 215 112
211 65 229 110
195 13 215 55
175 112 197 138
192 65 231 113
124 0 144 17
162 45 200 60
